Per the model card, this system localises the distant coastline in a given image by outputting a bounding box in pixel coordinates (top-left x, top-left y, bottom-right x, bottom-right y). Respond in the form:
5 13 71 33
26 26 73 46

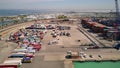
0 9 116 17
0 9 57 17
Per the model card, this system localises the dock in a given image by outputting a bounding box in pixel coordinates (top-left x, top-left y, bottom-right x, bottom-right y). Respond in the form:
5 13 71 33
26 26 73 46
65 53 120 62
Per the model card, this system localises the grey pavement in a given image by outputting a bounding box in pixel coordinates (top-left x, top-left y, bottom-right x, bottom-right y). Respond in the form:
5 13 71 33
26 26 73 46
21 55 64 68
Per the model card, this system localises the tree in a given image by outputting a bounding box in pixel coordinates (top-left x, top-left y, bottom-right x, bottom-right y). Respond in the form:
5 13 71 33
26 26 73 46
0 17 4 29
58 15 68 19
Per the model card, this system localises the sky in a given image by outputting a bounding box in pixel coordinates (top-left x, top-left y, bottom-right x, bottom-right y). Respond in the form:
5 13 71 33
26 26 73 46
0 0 120 11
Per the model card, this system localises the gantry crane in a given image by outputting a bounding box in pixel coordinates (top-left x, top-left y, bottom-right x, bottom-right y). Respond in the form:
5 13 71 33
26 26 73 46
115 0 119 17
113 0 120 49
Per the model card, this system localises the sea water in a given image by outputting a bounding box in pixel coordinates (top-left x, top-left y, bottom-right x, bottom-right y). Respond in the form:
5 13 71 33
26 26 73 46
0 9 53 16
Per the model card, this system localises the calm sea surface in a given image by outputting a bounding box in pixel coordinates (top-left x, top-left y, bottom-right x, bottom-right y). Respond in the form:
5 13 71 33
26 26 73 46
0 9 53 16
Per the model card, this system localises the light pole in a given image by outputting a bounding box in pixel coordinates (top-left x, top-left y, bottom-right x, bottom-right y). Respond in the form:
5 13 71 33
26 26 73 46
1 18 4 29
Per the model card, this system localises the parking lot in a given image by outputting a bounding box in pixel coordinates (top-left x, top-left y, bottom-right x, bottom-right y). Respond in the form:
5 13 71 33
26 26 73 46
1 22 119 68
20 23 92 68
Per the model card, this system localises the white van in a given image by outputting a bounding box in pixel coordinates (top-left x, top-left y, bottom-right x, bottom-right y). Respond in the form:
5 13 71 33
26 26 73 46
4 59 22 65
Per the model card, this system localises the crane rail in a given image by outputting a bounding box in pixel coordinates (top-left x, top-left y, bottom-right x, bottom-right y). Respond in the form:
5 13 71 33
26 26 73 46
77 25 106 47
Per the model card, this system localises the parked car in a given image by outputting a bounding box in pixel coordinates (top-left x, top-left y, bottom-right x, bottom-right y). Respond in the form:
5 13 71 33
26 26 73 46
13 49 27 53
3 59 22 66
8 54 32 63
31 43 41 51
13 48 36 54
12 52 35 58
0 63 19 68
22 57 32 63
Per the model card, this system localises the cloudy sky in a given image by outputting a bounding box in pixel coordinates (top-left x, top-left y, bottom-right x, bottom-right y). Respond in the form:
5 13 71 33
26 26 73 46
0 0 120 10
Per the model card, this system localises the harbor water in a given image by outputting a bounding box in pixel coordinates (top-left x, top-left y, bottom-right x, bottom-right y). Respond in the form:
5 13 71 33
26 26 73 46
74 61 120 68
